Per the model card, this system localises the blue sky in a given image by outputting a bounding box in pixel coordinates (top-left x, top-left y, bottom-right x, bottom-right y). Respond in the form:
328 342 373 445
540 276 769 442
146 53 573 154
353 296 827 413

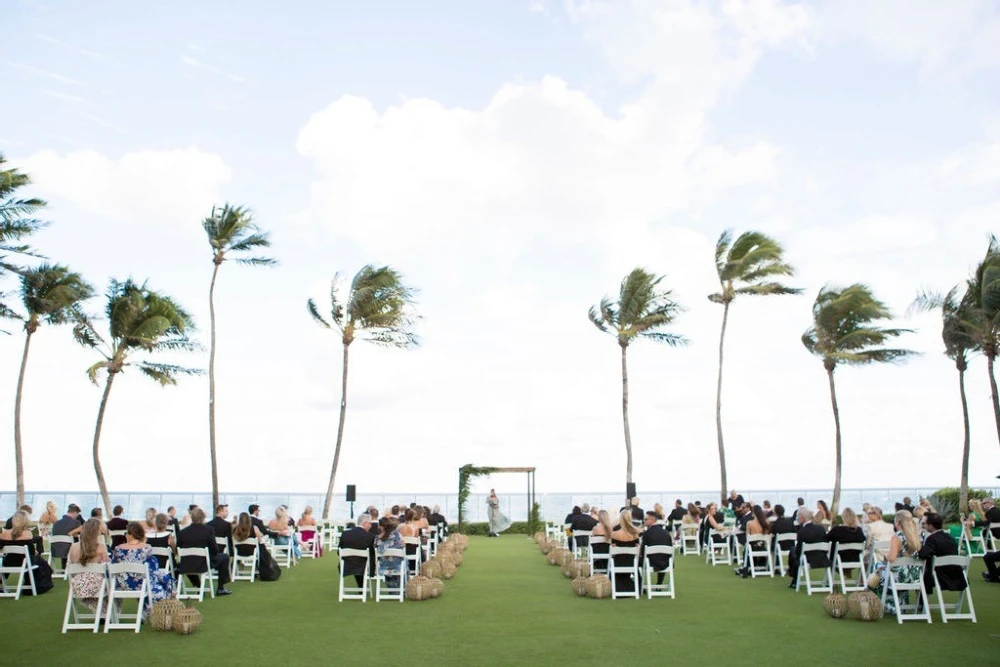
2 1 1000 508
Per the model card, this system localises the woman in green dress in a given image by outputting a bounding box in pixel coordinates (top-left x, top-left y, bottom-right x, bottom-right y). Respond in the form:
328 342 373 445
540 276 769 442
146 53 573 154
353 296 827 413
870 510 923 614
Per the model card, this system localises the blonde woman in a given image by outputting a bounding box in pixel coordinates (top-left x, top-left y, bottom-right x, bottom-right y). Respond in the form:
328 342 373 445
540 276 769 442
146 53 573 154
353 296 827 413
610 510 640 593
269 507 301 559
38 501 59 538
870 510 923 614
298 506 321 557
67 519 110 612
144 507 157 532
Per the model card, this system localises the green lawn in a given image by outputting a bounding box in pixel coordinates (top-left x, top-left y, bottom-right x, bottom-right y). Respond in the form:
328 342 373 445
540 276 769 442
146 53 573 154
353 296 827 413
5 536 997 666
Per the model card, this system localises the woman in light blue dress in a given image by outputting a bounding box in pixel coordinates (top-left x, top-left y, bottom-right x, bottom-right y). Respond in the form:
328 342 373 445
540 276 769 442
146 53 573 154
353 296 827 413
376 517 404 588
487 489 511 537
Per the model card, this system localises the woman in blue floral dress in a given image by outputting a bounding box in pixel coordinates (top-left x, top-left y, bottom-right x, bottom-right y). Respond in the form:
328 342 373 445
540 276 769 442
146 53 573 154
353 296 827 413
870 510 924 614
110 522 176 618
376 516 404 588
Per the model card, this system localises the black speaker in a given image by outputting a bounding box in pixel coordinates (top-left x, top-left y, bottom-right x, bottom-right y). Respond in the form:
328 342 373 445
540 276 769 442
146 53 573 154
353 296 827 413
626 482 636 500
346 485 356 502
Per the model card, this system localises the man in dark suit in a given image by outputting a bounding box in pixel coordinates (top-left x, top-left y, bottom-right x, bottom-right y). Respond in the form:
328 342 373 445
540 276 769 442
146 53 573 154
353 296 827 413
982 499 1000 541
641 511 673 584
667 500 686 527
177 507 232 595
917 513 962 594
248 504 276 539
428 505 448 539
209 504 233 554
338 513 376 587
166 506 180 532
788 509 829 589
4 504 32 529
107 505 129 549
570 504 598 552
900 496 915 514
51 504 84 566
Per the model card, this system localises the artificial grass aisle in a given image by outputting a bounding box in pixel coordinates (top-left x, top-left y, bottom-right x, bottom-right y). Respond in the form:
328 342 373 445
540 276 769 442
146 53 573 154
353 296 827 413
3 536 997 665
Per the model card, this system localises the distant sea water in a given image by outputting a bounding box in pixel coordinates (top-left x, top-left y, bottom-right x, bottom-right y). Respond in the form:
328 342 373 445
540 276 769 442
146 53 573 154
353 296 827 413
4 487 997 524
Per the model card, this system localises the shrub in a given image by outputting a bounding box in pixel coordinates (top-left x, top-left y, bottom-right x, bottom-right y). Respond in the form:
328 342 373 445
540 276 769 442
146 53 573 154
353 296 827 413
928 487 992 520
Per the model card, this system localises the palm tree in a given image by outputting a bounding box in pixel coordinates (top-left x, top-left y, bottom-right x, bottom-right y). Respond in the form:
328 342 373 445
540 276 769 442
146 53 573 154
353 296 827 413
589 268 687 487
802 284 915 515
709 230 801 502
308 265 419 520
964 236 1000 450
0 153 47 308
9 264 94 506
76 279 201 515
203 204 275 509
911 286 978 512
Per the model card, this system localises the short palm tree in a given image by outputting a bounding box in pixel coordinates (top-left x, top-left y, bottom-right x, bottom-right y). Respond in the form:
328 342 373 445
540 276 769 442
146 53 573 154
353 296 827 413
9 264 94 506
203 204 275 509
308 265 419 520
911 285 978 512
589 268 687 487
709 230 800 502
964 236 1000 450
802 284 914 515
77 279 201 515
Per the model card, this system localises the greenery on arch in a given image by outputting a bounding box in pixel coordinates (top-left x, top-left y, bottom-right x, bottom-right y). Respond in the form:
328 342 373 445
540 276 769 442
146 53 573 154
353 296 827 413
458 464 498 529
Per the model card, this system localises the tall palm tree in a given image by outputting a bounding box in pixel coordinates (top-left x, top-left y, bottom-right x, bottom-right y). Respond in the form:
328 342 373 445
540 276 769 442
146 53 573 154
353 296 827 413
964 235 1000 450
589 268 687 487
76 279 201 515
911 286 978 512
203 204 275 509
308 265 419 520
709 230 801 502
0 153 47 309
802 284 914 515
9 264 94 506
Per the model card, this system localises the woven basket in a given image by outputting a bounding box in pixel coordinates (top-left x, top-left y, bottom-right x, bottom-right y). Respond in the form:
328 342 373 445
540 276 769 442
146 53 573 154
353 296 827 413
540 540 555 554
534 532 546 544
173 606 202 635
548 548 567 565
149 598 184 631
571 561 591 578
428 577 444 598
847 590 884 621
452 552 463 567
420 560 443 579
572 576 589 597
558 550 575 567
407 575 433 600
586 574 612 599
440 562 457 580
823 593 849 619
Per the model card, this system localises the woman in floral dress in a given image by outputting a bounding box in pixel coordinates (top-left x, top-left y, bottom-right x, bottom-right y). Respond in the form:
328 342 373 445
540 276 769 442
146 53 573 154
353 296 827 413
110 521 175 618
870 509 923 614
376 516 404 588
67 518 110 613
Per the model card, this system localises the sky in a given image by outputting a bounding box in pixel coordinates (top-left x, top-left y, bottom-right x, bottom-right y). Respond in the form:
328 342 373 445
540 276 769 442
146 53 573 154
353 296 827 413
1 0 1000 501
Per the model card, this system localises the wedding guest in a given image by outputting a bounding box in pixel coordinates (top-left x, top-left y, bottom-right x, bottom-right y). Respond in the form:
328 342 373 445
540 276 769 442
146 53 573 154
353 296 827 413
589 509 613 572
298 506 321 557
107 505 128 548
3 504 32 529
67 518 110 612
110 521 175 616
268 506 300 560
166 506 180 531
52 504 84 567
376 516 404 589
788 508 829 588
38 501 59 537
143 507 157 532
815 500 831 524
865 506 895 565
177 507 232 596
147 514 176 568
827 507 865 565
611 509 641 593
870 510 923 614
209 504 233 554
90 508 109 538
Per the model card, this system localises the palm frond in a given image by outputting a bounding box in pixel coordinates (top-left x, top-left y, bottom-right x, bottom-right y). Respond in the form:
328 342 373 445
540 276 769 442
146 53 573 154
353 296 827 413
307 298 331 328
135 361 203 386
714 229 732 279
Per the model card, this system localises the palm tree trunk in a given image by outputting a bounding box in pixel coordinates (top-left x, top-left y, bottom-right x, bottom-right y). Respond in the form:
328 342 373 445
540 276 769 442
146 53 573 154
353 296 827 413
988 353 1000 450
208 262 221 510
92 371 117 517
826 367 842 516
322 342 351 520
958 363 971 513
715 302 730 504
621 343 633 486
13 329 34 507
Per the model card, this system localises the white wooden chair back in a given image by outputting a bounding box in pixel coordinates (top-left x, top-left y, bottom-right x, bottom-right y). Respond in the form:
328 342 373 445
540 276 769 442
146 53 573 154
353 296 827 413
62 563 108 633
744 534 773 578
885 556 930 624
931 555 976 623
105 563 151 633
375 548 406 602
608 546 640 600
176 546 215 601
834 542 866 593
232 539 258 582
773 532 796 576
642 545 675 599
0 545 38 599
795 542 833 595
338 548 370 602
587 535 608 575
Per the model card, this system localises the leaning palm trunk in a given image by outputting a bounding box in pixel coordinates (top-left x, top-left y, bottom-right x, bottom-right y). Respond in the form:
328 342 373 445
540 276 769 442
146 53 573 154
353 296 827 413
958 361 971 513
322 343 351 520
620 343 633 485
715 302 730 503
988 354 1000 451
13 329 34 507
208 262 221 509
92 372 117 517
826 367 842 516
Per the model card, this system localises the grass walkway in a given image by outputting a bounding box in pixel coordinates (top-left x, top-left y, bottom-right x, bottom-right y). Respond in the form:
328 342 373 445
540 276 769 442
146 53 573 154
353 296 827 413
5 536 997 665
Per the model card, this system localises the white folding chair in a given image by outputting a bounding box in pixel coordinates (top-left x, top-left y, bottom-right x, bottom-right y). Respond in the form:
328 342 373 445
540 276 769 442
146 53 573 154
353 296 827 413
642 545 675 599
296 527 319 559
744 534 773 578
931 555 976 623
215 536 231 557
0 546 38 599
150 547 174 576
960 527 986 558
834 542 866 593
795 542 833 595
679 524 700 556
107 530 126 546
176 547 216 601
987 524 1000 553
402 536 422 577
426 526 439 558
104 563 151 633
608 546 640 599
571 531 592 560
48 535 74 579
62 563 108 633
884 557 930 623
588 536 608 575
867 540 891 577
271 539 294 568
773 533 796 576
338 548 370 602
232 540 258 582
322 525 340 552
730 531 745 566
707 531 730 566
375 548 406 602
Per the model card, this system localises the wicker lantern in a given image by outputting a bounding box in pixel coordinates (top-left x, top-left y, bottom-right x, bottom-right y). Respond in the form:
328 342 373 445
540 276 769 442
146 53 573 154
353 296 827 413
572 576 589 597
407 575 433 600
452 552 463 567
586 574 612 599
173 606 202 635
429 578 445 598
823 593 848 619
421 560 443 579
847 590 884 621
548 548 567 565
440 562 457 580
150 598 184 631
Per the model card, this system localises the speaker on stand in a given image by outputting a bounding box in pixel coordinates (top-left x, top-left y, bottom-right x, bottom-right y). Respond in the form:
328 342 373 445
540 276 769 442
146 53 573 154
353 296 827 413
346 484 356 519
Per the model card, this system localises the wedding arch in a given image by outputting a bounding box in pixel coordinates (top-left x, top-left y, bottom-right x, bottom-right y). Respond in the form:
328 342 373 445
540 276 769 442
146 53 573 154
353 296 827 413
457 464 536 531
